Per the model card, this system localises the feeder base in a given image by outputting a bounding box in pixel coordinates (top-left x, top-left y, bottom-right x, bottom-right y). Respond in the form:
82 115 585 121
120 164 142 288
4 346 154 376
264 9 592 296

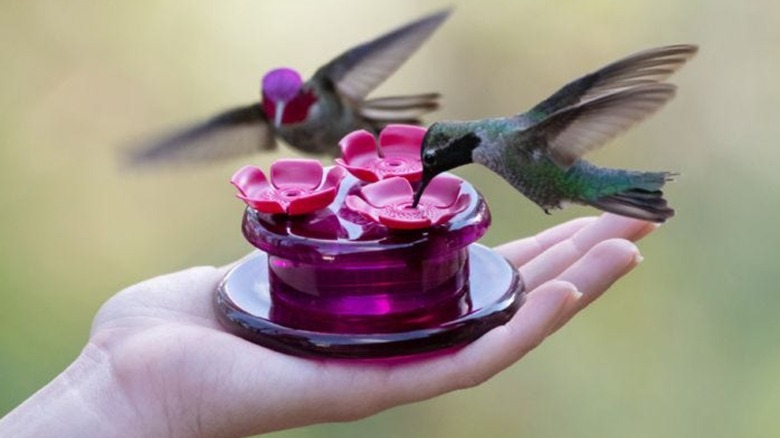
214 244 524 359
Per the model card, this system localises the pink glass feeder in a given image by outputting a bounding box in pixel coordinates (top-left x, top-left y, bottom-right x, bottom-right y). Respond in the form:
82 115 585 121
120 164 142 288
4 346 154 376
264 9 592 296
215 126 525 359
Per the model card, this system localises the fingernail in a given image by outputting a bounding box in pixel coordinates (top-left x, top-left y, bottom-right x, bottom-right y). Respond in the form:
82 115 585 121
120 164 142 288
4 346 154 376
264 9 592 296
547 283 581 335
557 280 582 301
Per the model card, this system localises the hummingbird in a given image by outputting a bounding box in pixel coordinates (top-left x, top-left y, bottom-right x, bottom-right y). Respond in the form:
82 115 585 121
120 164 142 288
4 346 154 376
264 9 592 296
128 9 451 165
413 44 698 223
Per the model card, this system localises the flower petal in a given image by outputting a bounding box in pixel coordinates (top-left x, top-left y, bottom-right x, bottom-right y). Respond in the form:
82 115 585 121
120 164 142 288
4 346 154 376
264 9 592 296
420 174 463 207
452 193 471 217
359 177 415 208
345 195 381 223
288 187 337 216
377 213 431 230
378 124 426 156
336 130 383 182
379 125 425 181
236 194 286 214
334 159 381 182
230 165 270 198
339 130 378 162
271 159 323 190
321 166 347 190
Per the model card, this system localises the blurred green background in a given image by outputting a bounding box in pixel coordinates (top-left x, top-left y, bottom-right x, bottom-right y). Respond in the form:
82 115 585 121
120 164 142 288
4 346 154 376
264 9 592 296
1 0 778 436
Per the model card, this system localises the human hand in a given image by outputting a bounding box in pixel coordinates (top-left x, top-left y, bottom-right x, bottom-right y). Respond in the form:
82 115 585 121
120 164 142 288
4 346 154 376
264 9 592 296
0 214 655 438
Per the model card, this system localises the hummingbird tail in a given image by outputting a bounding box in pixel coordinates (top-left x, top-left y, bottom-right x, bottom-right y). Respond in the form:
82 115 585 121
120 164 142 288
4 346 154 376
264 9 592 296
360 93 441 129
584 171 676 223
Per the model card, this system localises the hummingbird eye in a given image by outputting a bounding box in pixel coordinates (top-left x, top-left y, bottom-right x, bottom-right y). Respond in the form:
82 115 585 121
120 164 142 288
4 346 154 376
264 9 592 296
422 150 436 166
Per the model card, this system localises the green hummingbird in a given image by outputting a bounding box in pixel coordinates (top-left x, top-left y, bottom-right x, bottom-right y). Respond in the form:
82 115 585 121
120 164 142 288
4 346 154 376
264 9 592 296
128 9 451 165
413 44 698 223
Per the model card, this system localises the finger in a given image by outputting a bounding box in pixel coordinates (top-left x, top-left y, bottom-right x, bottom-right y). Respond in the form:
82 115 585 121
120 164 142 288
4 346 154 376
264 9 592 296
444 280 582 384
632 221 661 242
549 238 642 333
360 237 644 405
495 216 597 267
519 214 654 291
349 280 580 409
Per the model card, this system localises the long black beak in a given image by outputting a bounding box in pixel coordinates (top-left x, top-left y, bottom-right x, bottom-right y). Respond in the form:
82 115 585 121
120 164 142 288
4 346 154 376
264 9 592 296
411 172 433 208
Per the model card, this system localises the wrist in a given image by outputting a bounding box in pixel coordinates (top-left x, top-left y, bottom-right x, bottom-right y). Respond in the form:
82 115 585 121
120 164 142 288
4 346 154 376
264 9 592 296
0 342 150 438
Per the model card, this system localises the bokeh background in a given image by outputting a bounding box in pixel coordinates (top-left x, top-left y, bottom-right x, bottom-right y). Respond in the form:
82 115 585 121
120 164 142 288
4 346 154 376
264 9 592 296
2 0 778 436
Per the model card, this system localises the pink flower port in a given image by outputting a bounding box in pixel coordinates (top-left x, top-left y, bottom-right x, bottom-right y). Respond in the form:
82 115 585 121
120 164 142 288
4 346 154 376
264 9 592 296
335 124 426 182
231 159 346 216
345 176 470 230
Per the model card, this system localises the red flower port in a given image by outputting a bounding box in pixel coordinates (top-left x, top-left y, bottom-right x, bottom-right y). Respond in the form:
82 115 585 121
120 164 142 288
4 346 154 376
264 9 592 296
345 175 469 230
335 124 426 182
231 159 345 216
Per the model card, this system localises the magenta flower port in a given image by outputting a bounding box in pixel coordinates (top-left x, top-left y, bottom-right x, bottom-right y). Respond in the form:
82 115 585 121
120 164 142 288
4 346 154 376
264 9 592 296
335 124 425 182
345 175 469 229
230 158 346 216
215 125 525 359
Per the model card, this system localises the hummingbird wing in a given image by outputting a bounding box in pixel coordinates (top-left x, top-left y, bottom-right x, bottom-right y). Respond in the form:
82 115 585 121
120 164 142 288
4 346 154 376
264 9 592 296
310 9 451 102
126 104 276 167
526 83 676 169
527 45 697 122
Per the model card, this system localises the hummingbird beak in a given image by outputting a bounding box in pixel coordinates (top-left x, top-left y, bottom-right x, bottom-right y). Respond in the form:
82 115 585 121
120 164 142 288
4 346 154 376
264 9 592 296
273 101 286 128
412 172 433 208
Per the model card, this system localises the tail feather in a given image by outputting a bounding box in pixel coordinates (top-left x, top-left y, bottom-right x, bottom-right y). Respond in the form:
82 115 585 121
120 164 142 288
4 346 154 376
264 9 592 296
360 106 435 121
585 172 676 223
363 93 440 109
360 93 440 128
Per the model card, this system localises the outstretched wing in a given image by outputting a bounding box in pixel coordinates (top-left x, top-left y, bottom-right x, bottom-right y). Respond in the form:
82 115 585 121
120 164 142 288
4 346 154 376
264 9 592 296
527 44 697 122
126 104 276 167
311 9 451 102
527 84 676 168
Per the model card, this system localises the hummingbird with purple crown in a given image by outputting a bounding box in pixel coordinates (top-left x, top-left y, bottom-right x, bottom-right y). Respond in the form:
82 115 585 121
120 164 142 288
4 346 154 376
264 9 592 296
413 45 698 223
129 9 451 165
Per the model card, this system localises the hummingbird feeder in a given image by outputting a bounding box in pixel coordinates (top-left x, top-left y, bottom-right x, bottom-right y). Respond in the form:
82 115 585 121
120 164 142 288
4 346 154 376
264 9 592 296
215 124 525 358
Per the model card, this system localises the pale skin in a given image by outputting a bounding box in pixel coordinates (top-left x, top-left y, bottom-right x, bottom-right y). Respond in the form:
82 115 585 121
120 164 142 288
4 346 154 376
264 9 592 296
0 214 656 438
